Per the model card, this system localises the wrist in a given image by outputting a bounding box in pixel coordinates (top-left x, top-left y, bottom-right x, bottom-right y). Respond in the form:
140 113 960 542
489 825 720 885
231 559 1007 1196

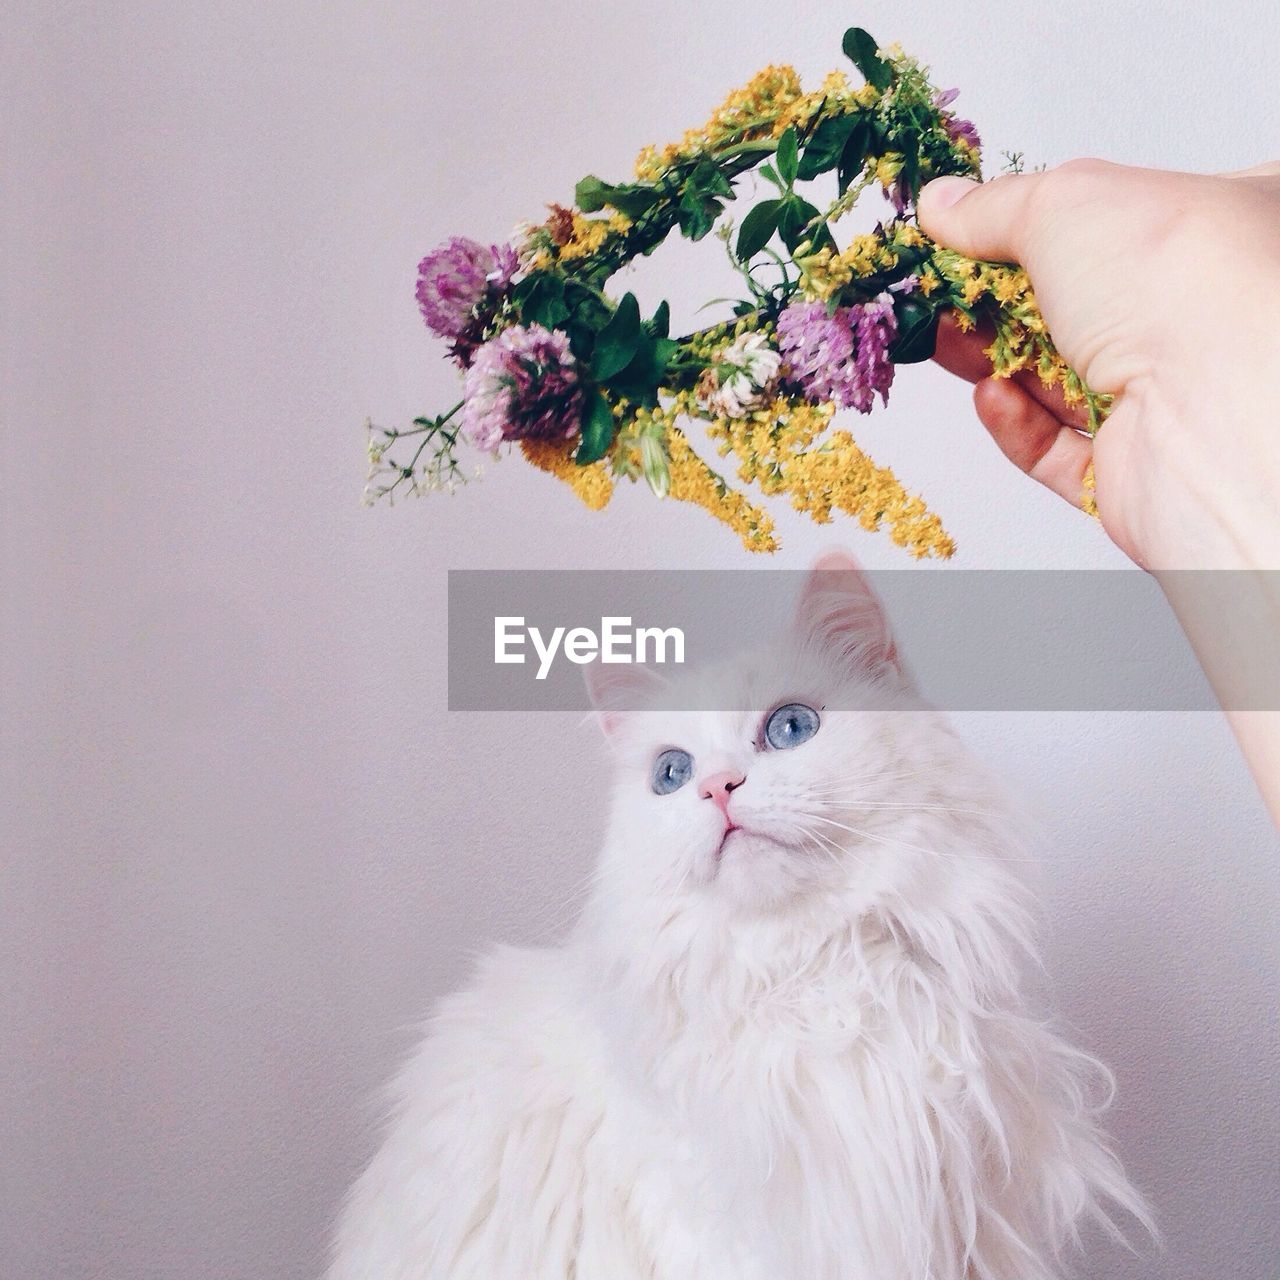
1128 324 1280 571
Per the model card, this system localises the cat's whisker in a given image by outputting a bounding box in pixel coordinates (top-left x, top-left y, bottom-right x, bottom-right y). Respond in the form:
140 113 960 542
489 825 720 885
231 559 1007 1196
524 861 617 942
787 819 862 872
810 798 1000 817
807 764 940 786
804 780 947 802
805 774 963 798
803 810 972 861
802 811 1043 867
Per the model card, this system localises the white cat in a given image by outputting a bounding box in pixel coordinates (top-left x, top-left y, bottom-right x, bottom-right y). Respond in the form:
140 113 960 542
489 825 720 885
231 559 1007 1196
329 553 1151 1280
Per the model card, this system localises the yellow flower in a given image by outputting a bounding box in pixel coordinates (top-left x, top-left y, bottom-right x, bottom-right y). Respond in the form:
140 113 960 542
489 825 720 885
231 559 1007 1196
1081 461 1099 519
776 90 826 134
1059 369 1087 408
820 70 853 101
874 153 904 186
988 266 1027 305
704 395 954 558
797 229 902 301
665 427 777 552
777 428 954 558
558 213 613 261
633 144 660 180
634 65 805 181
521 439 614 511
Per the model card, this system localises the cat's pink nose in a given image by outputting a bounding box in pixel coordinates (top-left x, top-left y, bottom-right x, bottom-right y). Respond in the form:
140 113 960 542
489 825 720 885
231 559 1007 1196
699 770 745 818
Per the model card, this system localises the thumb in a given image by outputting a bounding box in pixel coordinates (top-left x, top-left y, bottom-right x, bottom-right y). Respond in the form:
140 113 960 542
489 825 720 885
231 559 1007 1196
917 172 1043 264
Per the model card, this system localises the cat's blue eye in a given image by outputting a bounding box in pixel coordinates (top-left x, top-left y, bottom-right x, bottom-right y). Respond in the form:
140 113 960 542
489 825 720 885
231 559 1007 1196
764 703 821 751
651 748 694 795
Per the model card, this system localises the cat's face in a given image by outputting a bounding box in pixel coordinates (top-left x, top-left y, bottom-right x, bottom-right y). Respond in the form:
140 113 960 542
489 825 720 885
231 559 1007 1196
588 553 963 916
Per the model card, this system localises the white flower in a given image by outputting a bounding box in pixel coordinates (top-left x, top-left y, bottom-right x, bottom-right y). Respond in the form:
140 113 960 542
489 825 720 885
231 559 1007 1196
510 220 543 272
698 332 782 419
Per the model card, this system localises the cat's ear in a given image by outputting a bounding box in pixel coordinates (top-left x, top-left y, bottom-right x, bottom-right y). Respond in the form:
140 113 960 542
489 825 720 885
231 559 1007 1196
795 550 908 683
583 661 665 739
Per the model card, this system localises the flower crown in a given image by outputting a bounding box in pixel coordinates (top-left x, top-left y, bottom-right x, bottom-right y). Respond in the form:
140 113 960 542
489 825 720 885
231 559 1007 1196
367 27 1107 556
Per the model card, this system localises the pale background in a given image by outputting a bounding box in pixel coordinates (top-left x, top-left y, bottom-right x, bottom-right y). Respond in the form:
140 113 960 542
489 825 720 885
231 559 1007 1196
4 2 1279 1277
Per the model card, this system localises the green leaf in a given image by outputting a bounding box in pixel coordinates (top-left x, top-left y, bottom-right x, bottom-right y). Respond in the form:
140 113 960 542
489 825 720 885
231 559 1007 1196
574 175 610 212
565 320 596 362
887 295 941 364
607 187 660 219
536 299 570 328
600 311 677 406
897 146 920 204
688 158 734 198
574 174 658 219
759 162 782 189
520 275 570 328
576 389 615 464
565 280 610 330
646 299 671 339
676 187 723 241
604 330 660 402
836 120 874 194
775 128 799 186
796 115 858 180
736 198 782 260
777 197 823 254
592 293 642 380
842 27 893 92
675 159 733 240
653 336 679 379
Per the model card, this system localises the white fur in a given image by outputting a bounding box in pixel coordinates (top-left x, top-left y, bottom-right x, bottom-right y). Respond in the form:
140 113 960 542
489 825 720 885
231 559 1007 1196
329 557 1151 1280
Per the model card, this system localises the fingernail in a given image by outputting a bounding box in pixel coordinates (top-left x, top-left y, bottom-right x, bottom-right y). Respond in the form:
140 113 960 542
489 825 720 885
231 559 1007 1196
919 176 979 212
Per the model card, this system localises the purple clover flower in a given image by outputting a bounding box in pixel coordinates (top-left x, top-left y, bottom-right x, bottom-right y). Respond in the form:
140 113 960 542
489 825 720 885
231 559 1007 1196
852 293 897 408
934 88 981 152
488 242 519 287
944 114 982 150
415 237 518 360
776 296 898 414
461 324 584 451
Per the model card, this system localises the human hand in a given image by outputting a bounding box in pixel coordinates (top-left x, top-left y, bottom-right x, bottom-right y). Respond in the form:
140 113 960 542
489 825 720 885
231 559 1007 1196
918 160 1280 571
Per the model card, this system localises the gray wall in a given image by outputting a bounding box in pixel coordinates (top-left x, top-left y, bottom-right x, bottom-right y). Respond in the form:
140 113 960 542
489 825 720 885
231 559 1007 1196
3 2 1277 1277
